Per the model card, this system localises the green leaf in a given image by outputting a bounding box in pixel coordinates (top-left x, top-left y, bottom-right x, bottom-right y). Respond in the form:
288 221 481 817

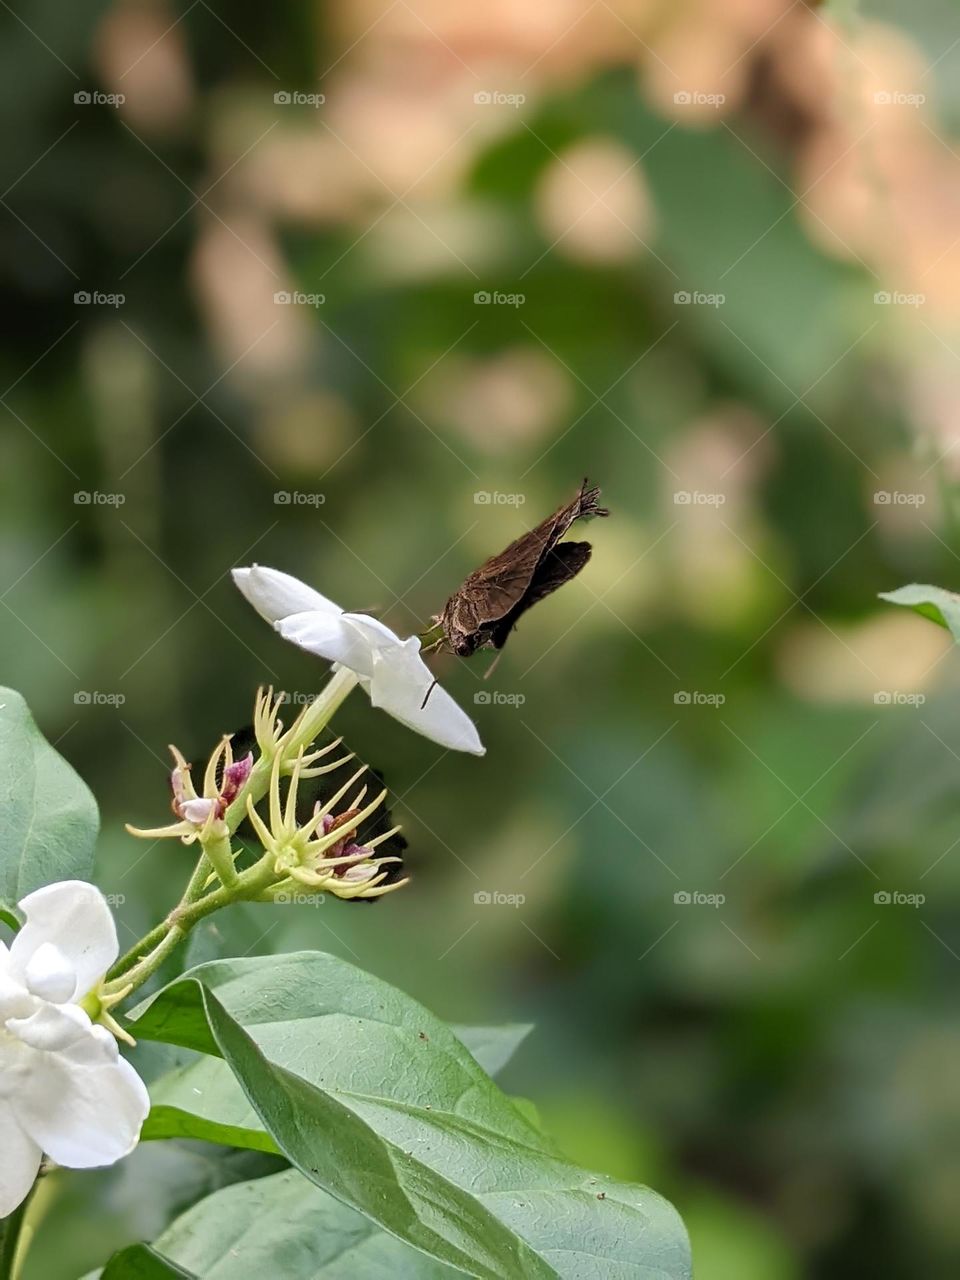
130 954 690 1280
101 1242 195 1279
143 1055 280 1153
879 584 960 642
0 687 99 918
67 1144 286 1280
143 1024 532 1150
149 1169 460 1278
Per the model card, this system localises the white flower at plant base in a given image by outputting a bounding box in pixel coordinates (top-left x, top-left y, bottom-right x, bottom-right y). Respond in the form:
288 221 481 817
232 565 484 756
0 881 149 1217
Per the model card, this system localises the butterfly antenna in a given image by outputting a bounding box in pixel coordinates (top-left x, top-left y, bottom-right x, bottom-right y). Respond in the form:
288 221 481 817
484 649 505 681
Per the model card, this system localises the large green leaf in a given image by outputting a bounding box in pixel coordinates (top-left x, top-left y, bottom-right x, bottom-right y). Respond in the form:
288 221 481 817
129 953 690 1280
879 584 960 642
150 1169 459 1278
100 1243 195 1279
0 687 99 919
143 1023 532 1151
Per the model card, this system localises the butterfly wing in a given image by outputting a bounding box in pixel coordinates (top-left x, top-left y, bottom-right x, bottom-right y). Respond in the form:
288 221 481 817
443 479 608 636
487 541 593 649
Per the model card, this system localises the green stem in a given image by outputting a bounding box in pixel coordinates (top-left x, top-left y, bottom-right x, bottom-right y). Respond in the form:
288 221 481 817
106 853 211 984
104 854 278 1000
0 1183 34 1280
107 919 169 982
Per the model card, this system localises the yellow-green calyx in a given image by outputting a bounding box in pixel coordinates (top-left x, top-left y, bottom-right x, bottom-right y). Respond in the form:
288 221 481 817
80 982 136 1046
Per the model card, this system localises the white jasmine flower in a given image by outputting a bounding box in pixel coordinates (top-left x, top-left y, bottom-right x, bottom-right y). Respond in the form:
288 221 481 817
232 565 484 756
0 881 149 1217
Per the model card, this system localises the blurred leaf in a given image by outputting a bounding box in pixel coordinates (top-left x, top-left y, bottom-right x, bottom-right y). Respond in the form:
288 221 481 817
130 953 692 1279
879 584 960 642
684 1192 800 1280
0 686 98 918
143 1169 459 1279
33 1144 284 1280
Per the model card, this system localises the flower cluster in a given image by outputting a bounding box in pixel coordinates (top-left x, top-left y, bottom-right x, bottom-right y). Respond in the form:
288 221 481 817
246 747 406 900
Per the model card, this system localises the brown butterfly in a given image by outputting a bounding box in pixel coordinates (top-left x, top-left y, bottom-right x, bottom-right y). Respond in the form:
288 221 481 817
432 478 609 659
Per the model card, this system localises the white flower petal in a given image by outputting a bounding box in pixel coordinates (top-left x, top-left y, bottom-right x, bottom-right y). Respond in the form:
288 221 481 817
341 612 407 654
368 639 485 756
0 970 33 1022
7 1001 91 1052
79 1024 120 1063
180 797 217 825
277 611 376 676
9 881 118 999
0 1104 42 1218
232 566 342 624
16 1038 149 1169
233 565 485 755
23 942 77 1004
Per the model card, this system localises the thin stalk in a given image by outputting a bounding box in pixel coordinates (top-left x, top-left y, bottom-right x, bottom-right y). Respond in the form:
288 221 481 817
105 854 278 1000
0 1183 34 1280
106 852 211 983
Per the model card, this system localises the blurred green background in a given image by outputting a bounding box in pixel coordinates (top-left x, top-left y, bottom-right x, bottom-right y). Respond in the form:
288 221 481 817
4 0 960 1275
